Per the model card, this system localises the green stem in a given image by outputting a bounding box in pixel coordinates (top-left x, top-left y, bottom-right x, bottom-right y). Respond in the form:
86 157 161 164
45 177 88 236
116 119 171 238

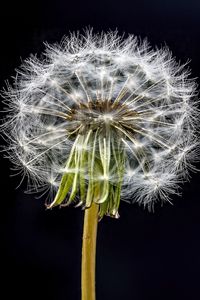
81 202 99 300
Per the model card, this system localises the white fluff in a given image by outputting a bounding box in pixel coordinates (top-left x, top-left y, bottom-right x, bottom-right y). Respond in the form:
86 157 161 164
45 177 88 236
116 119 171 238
1 30 199 211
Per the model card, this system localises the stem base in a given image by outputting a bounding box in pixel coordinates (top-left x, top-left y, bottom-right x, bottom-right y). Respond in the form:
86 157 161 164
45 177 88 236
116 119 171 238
81 202 99 300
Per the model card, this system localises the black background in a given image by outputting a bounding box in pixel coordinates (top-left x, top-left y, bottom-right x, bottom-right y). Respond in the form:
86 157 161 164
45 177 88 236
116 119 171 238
1 1 200 299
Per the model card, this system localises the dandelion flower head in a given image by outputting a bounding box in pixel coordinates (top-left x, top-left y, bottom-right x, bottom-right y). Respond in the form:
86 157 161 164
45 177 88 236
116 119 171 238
2 30 199 218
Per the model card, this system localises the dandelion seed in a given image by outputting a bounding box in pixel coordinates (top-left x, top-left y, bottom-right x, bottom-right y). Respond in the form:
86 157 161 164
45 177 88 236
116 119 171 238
1 29 199 217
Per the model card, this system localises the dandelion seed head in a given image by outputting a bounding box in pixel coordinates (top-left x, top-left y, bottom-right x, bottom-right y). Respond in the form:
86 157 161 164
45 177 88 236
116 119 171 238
1 29 199 216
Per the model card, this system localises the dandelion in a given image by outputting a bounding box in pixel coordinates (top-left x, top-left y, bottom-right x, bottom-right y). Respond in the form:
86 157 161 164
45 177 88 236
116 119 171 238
1 30 199 300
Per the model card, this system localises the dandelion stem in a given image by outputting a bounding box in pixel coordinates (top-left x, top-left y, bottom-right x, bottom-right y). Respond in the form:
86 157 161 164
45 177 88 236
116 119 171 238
81 201 99 300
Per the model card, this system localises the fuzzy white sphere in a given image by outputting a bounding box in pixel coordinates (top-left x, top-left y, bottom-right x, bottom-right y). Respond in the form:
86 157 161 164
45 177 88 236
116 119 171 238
1 30 199 215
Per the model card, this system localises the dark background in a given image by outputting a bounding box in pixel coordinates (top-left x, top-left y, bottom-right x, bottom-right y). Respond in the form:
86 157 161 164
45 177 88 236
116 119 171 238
1 0 200 299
